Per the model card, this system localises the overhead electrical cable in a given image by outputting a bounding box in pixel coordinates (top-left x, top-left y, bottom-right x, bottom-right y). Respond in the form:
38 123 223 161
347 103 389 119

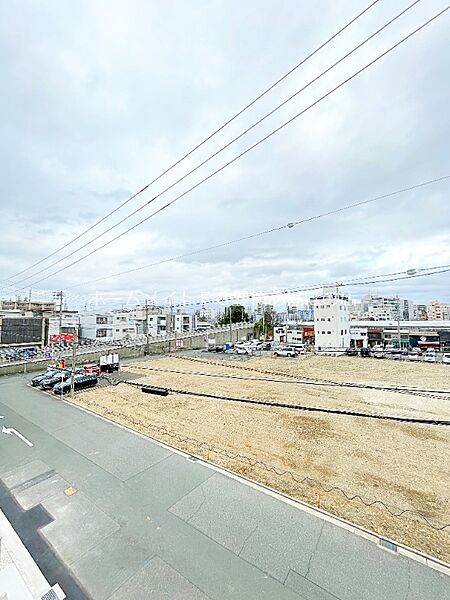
1 0 381 284
12 1 419 286
163 265 450 308
19 3 445 289
65 174 449 289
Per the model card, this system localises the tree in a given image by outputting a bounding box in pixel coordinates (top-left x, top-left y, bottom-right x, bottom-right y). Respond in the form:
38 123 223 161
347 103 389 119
253 309 274 339
219 304 249 325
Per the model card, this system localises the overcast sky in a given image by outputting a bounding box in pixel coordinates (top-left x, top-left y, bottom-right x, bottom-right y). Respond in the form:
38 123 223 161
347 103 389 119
0 0 449 311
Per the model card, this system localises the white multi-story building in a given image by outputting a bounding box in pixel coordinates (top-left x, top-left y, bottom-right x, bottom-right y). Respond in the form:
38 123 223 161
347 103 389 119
428 300 450 320
314 289 350 349
196 306 218 323
359 295 414 321
139 312 193 337
146 314 168 337
273 326 304 345
79 310 136 341
173 313 192 333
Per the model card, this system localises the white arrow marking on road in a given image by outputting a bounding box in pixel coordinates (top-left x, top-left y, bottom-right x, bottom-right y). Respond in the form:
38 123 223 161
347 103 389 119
2 426 34 447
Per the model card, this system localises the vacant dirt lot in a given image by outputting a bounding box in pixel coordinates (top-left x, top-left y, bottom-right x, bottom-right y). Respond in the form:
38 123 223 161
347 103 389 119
75 353 450 561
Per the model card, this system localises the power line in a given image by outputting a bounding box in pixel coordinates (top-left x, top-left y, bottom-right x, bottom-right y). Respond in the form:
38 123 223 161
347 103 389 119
13 0 410 287
164 264 450 308
65 174 449 289
2 0 381 284
21 6 448 289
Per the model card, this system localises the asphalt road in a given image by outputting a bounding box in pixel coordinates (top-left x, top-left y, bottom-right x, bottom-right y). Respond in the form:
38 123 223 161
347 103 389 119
0 373 449 600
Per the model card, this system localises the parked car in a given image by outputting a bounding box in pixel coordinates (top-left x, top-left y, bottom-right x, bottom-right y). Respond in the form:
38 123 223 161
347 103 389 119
214 345 224 353
423 349 437 363
360 347 371 358
40 370 72 390
442 353 450 364
261 341 273 351
17 347 38 358
407 352 421 361
273 347 297 358
235 346 252 355
31 368 60 387
345 348 358 357
53 374 98 395
84 363 102 375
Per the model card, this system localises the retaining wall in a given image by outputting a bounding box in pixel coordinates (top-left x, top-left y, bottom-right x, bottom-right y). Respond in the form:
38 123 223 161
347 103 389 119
0 327 253 377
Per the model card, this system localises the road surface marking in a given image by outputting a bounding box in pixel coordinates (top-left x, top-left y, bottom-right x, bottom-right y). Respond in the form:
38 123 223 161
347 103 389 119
1 426 34 447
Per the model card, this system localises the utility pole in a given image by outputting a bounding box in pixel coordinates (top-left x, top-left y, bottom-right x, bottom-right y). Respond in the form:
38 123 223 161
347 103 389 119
262 307 265 341
229 306 232 344
397 295 402 350
144 299 149 355
53 291 64 362
70 331 77 399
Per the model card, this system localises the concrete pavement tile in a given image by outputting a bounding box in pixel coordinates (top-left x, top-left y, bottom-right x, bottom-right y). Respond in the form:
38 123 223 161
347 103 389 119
108 555 212 600
307 521 410 600
7 389 89 433
239 501 324 583
1 459 50 489
14 473 70 510
40 491 119 565
170 473 265 554
407 560 450 599
285 569 339 599
71 530 154 600
128 453 213 510
52 418 172 480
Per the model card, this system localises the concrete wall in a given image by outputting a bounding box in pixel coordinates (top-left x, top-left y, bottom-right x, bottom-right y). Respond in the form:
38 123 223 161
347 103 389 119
0 327 253 377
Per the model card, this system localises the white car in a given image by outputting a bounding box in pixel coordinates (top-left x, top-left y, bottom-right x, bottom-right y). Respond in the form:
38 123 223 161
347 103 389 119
423 350 437 363
235 346 253 355
442 353 450 364
273 347 297 358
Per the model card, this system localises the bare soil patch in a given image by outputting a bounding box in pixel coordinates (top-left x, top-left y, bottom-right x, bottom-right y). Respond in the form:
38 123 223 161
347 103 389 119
75 353 450 561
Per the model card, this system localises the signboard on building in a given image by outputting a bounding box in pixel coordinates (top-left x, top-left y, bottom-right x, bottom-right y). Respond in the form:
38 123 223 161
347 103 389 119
49 333 74 342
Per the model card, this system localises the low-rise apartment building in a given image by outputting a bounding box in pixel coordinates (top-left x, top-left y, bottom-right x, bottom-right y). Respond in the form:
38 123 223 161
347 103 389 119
79 310 136 341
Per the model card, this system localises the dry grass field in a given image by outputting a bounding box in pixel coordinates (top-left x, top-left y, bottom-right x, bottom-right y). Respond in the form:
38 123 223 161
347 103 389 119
74 353 450 562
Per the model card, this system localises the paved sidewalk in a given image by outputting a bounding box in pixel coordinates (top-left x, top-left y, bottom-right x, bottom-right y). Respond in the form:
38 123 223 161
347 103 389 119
0 374 449 599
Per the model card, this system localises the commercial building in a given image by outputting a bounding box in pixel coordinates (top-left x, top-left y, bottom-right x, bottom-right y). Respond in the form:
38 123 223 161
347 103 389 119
47 311 80 340
313 289 350 349
0 314 43 345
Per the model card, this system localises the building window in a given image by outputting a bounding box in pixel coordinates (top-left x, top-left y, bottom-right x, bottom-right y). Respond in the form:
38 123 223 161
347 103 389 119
96 329 108 338
327 318 331 322
341 330 343 335
96 316 108 325
327 331 331 335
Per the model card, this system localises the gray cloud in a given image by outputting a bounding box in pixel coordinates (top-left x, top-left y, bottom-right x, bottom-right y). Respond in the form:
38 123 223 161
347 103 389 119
0 0 449 310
